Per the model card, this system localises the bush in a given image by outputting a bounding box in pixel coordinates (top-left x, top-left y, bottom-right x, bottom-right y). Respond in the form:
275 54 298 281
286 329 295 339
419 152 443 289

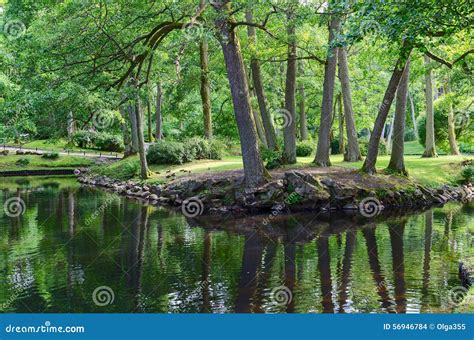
330 139 340 155
260 145 282 170
147 140 189 165
461 164 474 184
208 139 225 160
42 152 59 160
184 137 224 160
404 128 417 142
95 133 124 152
296 141 313 157
359 137 387 156
16 158 30 166
71 130 124 152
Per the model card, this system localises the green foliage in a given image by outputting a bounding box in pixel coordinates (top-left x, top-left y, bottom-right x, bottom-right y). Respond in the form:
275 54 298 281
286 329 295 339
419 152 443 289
41 152 59 160
71 130 123 152
404 128 417 142
359 137 387 156
461 164 474 184
96 156 140 180
296 141 313 157
147 140 189 165
260 145 282 170
15 158 30 166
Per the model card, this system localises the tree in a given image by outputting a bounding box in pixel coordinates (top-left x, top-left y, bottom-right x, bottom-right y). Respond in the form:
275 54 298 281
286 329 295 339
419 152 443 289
314 14 340 166
298 62 308 141
155 82 163 140
387 58 410 175
212 1 267 187
245 10 278 150
283 8 297 164
422 55 437 157
337 47 362 161
199 37 213 139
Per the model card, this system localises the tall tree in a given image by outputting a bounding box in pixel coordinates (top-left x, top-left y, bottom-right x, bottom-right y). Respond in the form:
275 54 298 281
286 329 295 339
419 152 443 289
361 45 412 174
337 47 362 161
422 55 437 157
337 93 345 155
155 82 163 140
283 9 297 164
314 14 340 166
444 81 460 155
212 1 267 187
146 94 154 143
199 37 213 139
298 63 308 141
245 10 278 150
387 58 410 175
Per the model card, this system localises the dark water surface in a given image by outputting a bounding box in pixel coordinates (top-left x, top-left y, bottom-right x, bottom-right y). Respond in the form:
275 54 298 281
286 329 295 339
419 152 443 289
0 177 472 313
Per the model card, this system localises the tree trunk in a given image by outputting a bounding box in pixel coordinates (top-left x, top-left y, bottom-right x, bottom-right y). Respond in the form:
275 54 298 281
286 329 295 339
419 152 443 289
298 78 308 141
128 103 139 155
134 97 150 179
213 2 267 187
146 95 154 143
200 39 213 139
386 114 395 152
422 55 438 157
408 92 418 137
338 47 362 161
67 111 75 140
250 87 267 146
155 82 163 140
283 11 297 164
337 93 345 155
120 106 133 157
387 58 410 175
444 83 460 155
361 46 412 174
314 15 340 166
246 10 278 150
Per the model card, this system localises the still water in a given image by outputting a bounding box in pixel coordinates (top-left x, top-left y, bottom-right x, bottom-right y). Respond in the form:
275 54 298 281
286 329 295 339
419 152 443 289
0 178 472 313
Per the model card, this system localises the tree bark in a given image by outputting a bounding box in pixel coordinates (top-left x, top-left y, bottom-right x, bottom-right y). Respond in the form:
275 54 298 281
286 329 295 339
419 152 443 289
386 114 395 152
283 10 297 164
337 47 362 161
361 45 412 174
422 55 438 157
155 82 163 140
132 84 150 179
298 77 308 141
120 106 133 157
127 103 139 155
146 94 154 143
213 2 267 187
314 15 340 166
246 10 278 150
200 39 213 139
444 82 461 155
408 92 418 137
250 86 267 146
337 93 345 155
387 58 410 175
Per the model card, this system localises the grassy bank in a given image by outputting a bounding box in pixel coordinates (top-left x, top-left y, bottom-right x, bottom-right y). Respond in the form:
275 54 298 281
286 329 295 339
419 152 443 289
93 153 472 188
0 154 94 171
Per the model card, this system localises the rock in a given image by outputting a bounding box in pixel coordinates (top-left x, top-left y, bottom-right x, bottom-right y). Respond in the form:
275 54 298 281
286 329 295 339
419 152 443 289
343 203 358 210
148 194 158 201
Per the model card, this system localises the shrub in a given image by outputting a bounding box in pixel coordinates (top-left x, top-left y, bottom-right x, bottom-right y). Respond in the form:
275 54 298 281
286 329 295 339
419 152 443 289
146 140 189 165
72 130 97 148
359 138 387 156
42 152 59 160
208 139 224 160
404 128 417 142
16 158 30 166
184 137 224 160
461 164 474 184
296 141 313 157
95 133 124 152
260 145 282 170
330 139 341 155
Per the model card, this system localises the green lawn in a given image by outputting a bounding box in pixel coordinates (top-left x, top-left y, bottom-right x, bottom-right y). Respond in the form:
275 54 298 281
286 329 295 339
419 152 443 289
0 154 94 171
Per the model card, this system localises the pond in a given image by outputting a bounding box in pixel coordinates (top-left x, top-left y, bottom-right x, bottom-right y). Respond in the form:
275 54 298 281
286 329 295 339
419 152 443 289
0 177 472 313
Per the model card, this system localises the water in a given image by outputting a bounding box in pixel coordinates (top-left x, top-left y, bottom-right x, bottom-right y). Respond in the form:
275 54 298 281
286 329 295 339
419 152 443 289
0 177 472 313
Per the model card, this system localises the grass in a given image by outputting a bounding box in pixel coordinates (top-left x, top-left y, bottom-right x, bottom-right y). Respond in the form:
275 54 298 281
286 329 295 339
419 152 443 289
94 152 473 188
6 139 122 156
0 154 94 171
